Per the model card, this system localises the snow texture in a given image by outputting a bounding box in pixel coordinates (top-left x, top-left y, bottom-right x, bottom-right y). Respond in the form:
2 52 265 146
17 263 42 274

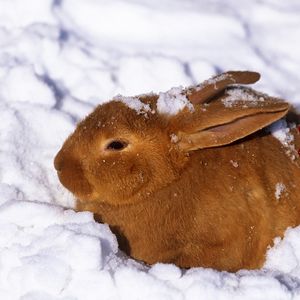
269 119 297 160
230 160 239 168
222 88 266 108
1 0 300 299
157 86 194 115
196 72 230 90
275 183 286 200
113 94 152 116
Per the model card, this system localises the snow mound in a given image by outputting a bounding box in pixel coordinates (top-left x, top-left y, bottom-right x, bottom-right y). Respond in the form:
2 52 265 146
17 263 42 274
0 200 118 299
1 0 300 299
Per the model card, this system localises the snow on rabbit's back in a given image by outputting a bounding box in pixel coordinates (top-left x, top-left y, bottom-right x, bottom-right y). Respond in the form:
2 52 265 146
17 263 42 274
54 71 300 272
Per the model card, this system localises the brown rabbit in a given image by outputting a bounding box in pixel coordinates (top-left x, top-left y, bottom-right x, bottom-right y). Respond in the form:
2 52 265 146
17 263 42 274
54 71 300 272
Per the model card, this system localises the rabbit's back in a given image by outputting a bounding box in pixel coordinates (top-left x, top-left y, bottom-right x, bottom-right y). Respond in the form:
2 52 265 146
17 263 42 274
182 128 300 270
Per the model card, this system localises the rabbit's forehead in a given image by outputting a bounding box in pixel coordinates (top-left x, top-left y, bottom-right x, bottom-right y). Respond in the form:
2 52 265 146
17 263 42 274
81 104 128 128
91 109 143 130
76 104 150 139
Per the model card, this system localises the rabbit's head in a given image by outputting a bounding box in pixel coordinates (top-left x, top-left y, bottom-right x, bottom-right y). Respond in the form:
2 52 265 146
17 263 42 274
54 71 289 205
54 94 187 205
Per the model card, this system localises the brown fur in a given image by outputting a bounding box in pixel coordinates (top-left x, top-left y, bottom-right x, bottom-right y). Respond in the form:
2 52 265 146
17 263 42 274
54 71 300 272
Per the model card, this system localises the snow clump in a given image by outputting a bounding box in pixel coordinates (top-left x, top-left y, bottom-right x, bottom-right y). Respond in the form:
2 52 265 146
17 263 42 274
157 86 194 115
268 119 297 160
275 182 286 200
113 94 152 116
196 72 231 90
222 88 265 108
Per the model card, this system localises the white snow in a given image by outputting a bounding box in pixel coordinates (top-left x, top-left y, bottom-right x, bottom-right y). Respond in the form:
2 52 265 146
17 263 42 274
170 133 179 143
0 66 55 106
112 94 152 116
230 160 239 168
157 86 194 115
196 72 231 91
268 119 297 160
222 88 265 108
275 183 286 200
1 0 300 299
0 200 118 300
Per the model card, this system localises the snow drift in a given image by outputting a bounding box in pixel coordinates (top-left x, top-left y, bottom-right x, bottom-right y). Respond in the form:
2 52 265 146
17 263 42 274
1 0 300 299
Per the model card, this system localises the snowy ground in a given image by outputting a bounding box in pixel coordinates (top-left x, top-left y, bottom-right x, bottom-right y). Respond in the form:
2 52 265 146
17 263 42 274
1 0 300 299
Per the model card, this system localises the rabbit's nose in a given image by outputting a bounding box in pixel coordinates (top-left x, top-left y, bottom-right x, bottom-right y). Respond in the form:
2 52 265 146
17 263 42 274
54 151 63 171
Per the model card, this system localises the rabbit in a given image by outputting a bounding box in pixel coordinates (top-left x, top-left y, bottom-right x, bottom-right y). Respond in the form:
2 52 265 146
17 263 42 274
54 71 300 272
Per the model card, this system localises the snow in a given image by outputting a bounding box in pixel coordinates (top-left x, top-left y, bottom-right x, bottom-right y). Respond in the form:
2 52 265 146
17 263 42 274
275 183 286 200
1 0 300 299
170 133 179 143
0 66 55 106
196 72 231 91
268 119 297 160
157 86 194 115
230 160 239 168
222 88 266 108
0 200 118 300
113 94 152 116
149 263 182 281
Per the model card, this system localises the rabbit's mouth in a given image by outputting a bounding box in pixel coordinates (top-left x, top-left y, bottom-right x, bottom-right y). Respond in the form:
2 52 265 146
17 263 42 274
57 168 93 198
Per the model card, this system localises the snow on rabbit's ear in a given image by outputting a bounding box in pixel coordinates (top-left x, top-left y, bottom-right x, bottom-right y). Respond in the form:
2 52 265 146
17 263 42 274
186 70 261 105
172 88 290 151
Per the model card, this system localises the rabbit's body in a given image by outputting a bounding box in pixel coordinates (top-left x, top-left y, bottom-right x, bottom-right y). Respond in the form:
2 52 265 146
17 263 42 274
55 71 300 271
77 130 300 271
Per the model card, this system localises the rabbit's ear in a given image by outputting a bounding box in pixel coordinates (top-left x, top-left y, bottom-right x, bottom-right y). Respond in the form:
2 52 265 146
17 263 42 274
186 71 260 104
175 90 290 151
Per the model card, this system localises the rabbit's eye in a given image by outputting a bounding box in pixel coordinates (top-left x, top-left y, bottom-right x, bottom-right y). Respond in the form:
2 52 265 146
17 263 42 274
106 140 128 151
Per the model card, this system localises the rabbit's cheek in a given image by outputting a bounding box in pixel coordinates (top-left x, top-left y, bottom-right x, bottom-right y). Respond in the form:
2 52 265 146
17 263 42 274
88 159 149 203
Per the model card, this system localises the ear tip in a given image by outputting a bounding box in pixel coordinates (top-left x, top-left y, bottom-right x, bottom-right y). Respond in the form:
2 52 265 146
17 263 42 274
248 71 261 82
283 101 291 111
227 70 261 84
